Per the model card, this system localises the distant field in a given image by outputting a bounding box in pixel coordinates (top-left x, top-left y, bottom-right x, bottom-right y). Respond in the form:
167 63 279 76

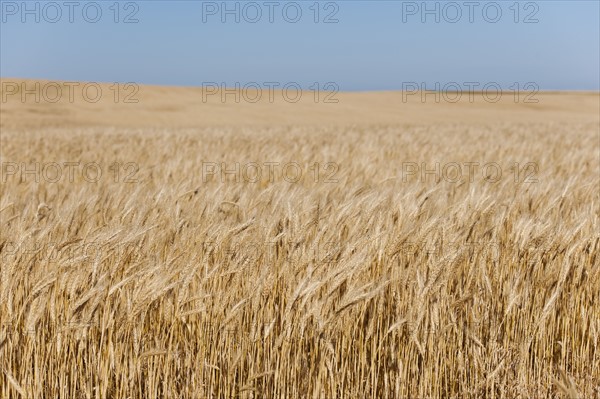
2 79 599 129
1 80 599 398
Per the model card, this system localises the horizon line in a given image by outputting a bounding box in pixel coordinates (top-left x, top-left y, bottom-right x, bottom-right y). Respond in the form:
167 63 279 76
1 77 600 94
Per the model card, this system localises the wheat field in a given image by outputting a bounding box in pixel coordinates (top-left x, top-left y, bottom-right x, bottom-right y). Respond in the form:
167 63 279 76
1 81 599 398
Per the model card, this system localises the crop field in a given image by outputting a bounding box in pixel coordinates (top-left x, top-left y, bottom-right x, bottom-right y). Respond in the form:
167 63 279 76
0 82 599 398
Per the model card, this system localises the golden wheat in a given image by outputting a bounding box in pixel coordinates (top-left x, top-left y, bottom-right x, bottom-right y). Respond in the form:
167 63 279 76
1 122 599 398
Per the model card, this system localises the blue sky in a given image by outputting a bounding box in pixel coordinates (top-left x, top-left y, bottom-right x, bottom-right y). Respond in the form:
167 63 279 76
1 1 599 90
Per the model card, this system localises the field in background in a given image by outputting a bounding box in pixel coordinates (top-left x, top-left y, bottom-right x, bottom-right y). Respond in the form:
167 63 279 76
2 79 599 129
1 81 599 398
